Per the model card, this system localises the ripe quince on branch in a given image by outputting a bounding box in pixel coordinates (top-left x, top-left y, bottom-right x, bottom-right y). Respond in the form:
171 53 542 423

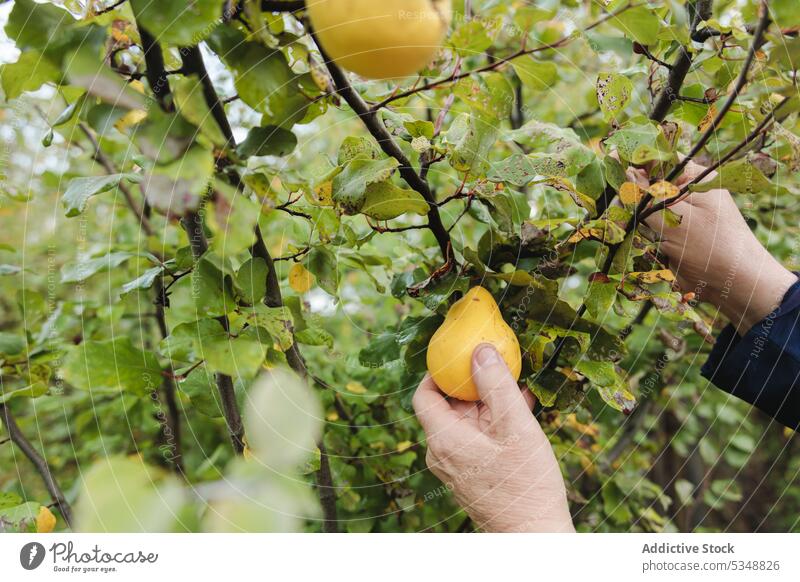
308 0 452 79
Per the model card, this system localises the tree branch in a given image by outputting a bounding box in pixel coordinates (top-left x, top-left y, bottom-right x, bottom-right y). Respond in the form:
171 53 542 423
545 0 773 371
371 2 639 110
181 44 339 531
261 0 305 12
650 0 713 123
642 96 790 219
308 27 451 259
1 404 73 529
132 16 245 455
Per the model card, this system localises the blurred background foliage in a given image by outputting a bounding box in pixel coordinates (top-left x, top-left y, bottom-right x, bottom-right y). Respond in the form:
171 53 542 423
1 0 799 533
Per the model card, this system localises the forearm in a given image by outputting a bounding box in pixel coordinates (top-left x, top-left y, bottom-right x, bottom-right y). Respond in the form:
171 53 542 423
717 250 797 335
702 275 800 429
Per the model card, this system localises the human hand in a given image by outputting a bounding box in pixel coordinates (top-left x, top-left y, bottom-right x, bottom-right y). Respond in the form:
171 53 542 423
413 343 574 532
639 161 796 334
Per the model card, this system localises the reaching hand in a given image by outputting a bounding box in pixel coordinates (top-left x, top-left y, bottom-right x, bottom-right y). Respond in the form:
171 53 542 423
638 161 797 334
413 344 574 532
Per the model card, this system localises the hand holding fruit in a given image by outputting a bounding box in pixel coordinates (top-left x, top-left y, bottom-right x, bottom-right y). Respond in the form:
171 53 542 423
413 344 574 532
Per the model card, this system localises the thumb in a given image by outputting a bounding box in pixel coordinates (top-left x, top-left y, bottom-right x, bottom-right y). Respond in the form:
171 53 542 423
472 344 532 435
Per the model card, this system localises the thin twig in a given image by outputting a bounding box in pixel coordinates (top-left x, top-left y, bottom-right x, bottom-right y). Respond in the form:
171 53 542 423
371 2 640 110
309 27 451 259
1 404 73 529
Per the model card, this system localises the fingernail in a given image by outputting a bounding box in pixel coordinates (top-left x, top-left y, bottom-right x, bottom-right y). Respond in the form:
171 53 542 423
474 343 501 368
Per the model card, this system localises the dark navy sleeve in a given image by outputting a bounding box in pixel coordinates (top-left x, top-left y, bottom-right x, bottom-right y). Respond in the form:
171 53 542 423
701 276 800 430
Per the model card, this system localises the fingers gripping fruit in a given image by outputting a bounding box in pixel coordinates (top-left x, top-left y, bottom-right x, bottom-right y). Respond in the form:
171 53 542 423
307 0 452 79
426 287 522 401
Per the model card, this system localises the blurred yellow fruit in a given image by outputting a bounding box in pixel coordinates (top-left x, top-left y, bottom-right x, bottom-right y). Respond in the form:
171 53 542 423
307 0 452 79
288 263 314 293
36 505 56 533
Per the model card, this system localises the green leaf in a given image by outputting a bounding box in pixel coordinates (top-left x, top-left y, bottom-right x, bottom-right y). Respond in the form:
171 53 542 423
1 51 60 100
512 57 559 91
689 158 783 196
333 157 399 215
0 332 26 356
204 327 267 378
575 359 635 413
140 146 215 216
74 456 186 532
236 125 297 158
236 257 268 305
306 246 339 296
609 6 661 45
596 72 633 121
0 383 48 405
207 182 260 257
178 366 224 417
190 256 237 317
338 136 382 165
774 0 800 27
173 76 227 147
61 338 163 395
62 174 141 217
444 112 499 175
605 120 661 162
450 19 493 56
130 0 225 47
61 251 136 283
121 266 165 296
360 181 429 220
207 27 303 128
244 304 295 352
585 281 618 319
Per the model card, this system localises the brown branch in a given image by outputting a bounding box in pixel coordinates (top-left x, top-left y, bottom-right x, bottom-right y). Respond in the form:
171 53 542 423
371 2 639 110
137 26 174 112
309 27 451 259
153 277 184 474
663 1 771 183
545 0 764 370
181 47 236 148
650 0 713 123
132 16 246 456
181 210 246 454
642 96 790 220
181 44 339 530
261 0 305 12
1 404 73 529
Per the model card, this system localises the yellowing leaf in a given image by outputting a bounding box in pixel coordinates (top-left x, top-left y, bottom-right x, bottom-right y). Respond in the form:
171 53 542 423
619 181 643 205
36 505 56 533
626 269 676 284
396 440 413 453
288 263 314 293
326 411 339 422
698 104 718 132
649 181 679 199
346 381 367 394
114 109 148 132
308 181 333 206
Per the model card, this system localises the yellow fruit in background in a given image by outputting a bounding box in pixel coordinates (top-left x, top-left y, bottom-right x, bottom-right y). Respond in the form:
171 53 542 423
36 505 56 533
307 0 452 79
427 287 522 401
289 263 314 293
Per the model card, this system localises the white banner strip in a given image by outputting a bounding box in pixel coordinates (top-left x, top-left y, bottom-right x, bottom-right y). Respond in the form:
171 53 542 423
1 533 798 581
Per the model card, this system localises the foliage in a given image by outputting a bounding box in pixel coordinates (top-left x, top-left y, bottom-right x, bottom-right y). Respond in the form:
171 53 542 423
1 0 800 533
